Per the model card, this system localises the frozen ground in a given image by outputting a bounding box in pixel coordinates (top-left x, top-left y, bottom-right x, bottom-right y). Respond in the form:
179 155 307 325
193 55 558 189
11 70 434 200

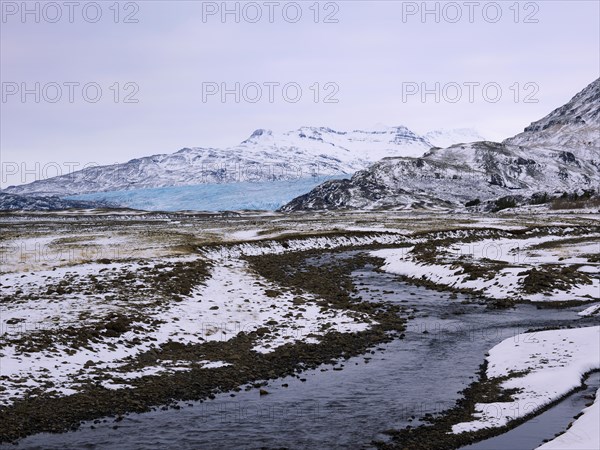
452 326 600 435
373 230 599 303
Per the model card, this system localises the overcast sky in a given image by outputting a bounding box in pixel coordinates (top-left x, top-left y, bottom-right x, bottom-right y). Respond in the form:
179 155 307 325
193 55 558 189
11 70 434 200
1 0 599 187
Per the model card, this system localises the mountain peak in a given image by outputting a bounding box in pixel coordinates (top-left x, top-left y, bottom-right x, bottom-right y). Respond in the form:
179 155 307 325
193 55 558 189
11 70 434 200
251 128 272 137
242 128 274 144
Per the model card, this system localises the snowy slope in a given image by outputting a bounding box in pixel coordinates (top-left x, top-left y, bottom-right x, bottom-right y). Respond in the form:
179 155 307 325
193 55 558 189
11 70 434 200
2 126 481 198
423 128 486 149
506 78 600 160
282 79 600 211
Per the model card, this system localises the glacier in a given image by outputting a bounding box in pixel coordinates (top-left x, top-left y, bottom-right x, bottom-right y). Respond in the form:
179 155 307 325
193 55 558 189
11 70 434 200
66 176 348 212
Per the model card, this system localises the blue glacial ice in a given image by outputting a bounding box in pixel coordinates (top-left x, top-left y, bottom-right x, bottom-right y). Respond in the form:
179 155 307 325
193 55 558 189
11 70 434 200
66 176 347 212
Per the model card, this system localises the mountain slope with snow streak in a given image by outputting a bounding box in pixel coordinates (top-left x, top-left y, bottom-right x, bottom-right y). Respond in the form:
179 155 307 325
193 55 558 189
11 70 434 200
282 79 600 211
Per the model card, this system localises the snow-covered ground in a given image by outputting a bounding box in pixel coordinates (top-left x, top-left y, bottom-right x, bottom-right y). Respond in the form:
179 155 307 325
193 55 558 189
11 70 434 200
536 386 600 450
579 304 600 316
206 232 407 259
372 231 600 303
157 257 370 354
0 249 371 407
452 326 600 434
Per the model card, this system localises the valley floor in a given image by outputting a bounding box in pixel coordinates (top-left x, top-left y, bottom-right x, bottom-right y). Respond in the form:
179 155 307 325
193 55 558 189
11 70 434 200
0 209 598 448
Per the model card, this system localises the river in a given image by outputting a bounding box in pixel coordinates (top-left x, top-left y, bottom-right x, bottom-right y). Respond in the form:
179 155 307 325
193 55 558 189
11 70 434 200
7 253 596 449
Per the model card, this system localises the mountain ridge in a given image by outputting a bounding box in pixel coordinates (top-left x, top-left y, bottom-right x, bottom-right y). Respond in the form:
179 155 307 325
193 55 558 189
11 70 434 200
281 78 600 212
2 127 484 197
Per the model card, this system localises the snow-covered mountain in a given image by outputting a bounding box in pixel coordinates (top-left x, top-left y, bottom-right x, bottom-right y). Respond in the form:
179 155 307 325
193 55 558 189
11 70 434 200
282 79 600 211
2 126 483 197
423 128 486 149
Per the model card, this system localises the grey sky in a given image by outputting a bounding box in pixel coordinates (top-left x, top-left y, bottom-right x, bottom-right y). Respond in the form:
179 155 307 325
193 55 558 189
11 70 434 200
1 0 599 188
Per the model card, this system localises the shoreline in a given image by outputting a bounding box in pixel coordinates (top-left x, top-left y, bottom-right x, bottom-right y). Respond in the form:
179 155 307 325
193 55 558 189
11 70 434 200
377 368 600 450
376 325 600 450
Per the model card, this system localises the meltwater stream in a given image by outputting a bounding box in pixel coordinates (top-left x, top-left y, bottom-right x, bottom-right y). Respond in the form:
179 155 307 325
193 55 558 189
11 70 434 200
9 253 598 450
